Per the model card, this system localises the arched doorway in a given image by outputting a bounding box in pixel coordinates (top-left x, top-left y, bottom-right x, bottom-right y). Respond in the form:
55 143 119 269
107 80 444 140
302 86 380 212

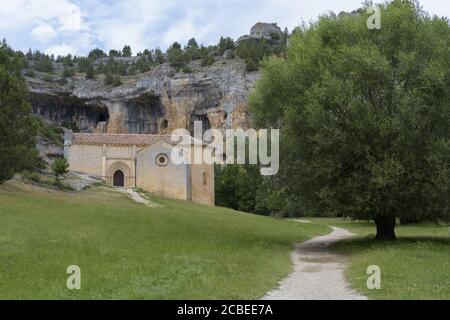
113 170 124 187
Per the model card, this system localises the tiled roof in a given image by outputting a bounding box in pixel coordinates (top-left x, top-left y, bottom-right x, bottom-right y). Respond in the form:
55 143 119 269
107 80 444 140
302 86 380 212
71 133 205 146
71 133 177 146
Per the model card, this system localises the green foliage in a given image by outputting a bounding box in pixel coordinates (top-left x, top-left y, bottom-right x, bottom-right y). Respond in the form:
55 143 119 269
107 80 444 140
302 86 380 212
122 45 132 57
167 42 186 69
182 66 192 74
218 36 235 56
0 41 39 182
43 74 54 82
77 57 90 73
154 48 165 64
62 66 75 78
224 49 235 59
135 55 153 73
236 34 287 71
21 170 42 183
57 53 74 67
184 38 200 60
85 62 95 79
104 71 114 85
236 40 268 71
112 75 122 87
102 57 128 76
25 69 35 78
34 54 54 73
109 49 121 57
104 71 122 87
88 48 107 60
249 0 450 238
201 54 215 67
51 157 69 182
245 59 259 72
215 164 263 214
36 120 64 146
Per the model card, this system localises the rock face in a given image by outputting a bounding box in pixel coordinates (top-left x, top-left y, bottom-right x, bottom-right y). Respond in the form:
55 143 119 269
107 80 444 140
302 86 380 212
236 22 284 45
26 57 260 136
251 22 283 39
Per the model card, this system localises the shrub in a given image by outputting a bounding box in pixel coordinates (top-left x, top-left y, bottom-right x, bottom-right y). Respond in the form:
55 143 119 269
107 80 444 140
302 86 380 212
201 54 215 67
51 157 69 182
25 69 35 77
182 66 192 74
245 59 259 72
22 170 41 183
112 75 122 87
62 67 75 78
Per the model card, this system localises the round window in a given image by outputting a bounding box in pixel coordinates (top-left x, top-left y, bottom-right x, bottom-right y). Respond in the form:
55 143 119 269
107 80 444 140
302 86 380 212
156 153 169 167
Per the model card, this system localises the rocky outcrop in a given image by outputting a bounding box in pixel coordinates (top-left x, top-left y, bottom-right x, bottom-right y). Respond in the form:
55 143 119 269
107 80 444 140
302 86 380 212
26 57 259 136
236 22 284 46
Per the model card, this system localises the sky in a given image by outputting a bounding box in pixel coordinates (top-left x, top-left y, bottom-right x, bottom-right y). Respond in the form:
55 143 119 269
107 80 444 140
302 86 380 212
0 0 448 56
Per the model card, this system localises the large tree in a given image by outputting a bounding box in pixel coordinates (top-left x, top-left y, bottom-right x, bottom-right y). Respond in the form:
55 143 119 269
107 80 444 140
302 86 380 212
0 42 38 183
249 0 450 240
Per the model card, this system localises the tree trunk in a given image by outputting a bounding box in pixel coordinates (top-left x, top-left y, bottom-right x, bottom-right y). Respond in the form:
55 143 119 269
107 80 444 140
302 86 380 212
374 216 397 241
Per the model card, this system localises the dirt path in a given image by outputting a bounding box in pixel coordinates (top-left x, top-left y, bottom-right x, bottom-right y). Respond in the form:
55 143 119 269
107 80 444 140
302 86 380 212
116 188 159 208
262 227 367 300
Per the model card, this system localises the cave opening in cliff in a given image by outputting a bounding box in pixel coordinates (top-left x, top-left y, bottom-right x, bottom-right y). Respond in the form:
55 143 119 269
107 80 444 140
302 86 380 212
161 119 169 130
189 114 211 135
126 94 165 134
96 109 110 124
29 93 110 133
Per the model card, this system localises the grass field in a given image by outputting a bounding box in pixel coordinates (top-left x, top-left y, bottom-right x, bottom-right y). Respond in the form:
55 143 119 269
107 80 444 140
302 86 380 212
307 218 450 300
0 181 329 299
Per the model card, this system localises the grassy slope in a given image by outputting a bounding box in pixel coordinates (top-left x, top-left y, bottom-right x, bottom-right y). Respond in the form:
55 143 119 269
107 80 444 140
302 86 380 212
307 218 449 300
0 182 329 299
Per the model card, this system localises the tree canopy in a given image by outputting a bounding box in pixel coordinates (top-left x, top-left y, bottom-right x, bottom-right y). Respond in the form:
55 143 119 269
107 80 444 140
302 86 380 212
0 41 39 182
249 0 450 240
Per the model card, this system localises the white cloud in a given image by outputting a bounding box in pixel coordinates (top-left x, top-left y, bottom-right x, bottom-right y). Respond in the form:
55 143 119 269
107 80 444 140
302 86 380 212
0 0 85 32
45 43 76 57
31 24 57 42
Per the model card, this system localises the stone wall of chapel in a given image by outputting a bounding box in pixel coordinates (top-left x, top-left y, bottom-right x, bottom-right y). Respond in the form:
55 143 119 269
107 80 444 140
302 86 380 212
136 143 189 201
67 144 104 177
190 163 215 206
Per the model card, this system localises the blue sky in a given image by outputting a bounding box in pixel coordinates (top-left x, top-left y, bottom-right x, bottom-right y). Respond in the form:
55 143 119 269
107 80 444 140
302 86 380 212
0 0 448 56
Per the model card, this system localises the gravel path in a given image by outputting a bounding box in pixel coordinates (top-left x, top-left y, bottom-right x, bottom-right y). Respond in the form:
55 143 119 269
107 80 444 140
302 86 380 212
263 227 367 300
117 188 159 208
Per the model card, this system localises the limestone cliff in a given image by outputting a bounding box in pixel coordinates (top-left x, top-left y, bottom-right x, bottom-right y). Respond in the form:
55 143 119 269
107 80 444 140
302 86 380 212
26 57 260 136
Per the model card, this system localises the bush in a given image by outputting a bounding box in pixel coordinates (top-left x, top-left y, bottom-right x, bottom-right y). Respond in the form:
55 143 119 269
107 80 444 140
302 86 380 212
245 59 259 72
22 170 41 183
104 71 114 85
88 48 107 60
34 56 53 72
51 157 69 182
201 54 215 67
43 74 54 82
62 67 75 78
25 69 35 77
167 42 186 68
122 45 132 57
85 63 95 79
112 75 122 87
37 121 64 146
182 66 192 73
